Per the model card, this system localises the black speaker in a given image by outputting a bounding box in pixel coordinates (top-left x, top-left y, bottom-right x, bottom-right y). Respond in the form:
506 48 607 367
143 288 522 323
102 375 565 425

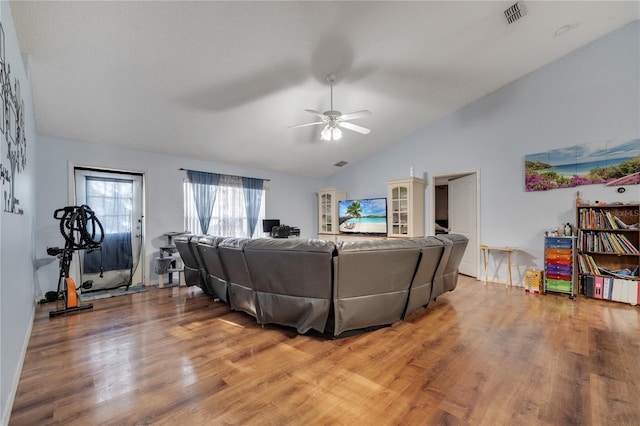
271 225 290 238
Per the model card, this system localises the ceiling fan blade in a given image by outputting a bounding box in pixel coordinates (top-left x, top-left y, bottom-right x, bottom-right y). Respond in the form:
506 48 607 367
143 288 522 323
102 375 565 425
304 109 327 119
287 121 325 129
339 121 371 135
339 110 372 121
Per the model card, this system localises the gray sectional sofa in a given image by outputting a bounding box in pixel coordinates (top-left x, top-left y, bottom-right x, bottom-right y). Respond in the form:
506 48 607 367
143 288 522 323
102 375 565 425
174 234 468 338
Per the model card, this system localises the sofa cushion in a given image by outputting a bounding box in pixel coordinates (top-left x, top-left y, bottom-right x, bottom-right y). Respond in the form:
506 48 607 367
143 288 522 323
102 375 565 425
244 238 336 333
435 234 469 293
174 234 203 288
197 236 229 301
218 237 256 316
333 238 421 336
404 236 445 317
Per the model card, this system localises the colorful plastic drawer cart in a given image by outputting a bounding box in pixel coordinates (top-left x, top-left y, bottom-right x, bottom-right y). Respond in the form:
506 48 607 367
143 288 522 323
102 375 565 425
544 236 574 298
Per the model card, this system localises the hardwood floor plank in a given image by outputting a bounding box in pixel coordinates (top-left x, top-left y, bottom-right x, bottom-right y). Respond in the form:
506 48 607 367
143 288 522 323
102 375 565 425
9 277 640 425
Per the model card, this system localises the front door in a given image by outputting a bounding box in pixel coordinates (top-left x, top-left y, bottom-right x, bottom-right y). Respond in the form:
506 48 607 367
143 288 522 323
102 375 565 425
74 168 144 291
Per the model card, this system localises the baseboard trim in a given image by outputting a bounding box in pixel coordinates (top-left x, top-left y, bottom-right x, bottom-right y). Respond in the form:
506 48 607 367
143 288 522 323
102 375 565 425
1 303 35 426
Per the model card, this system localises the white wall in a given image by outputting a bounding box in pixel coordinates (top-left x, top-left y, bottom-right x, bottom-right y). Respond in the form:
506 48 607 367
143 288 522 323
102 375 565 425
35 136 323 293
0 3 38 424
325 21 640 284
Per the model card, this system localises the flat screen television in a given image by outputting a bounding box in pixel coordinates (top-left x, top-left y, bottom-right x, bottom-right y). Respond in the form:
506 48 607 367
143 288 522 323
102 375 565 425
262 219 280 233
338 198 387 235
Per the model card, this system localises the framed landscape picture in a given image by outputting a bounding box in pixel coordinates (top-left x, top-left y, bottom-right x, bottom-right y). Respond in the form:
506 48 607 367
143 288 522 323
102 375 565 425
525 139 640 192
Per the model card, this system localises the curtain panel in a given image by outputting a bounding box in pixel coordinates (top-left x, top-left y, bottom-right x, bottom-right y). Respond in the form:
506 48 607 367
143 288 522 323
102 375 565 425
184 170 265 238
186 169 220 235
83 176 134 273
242 177 265 238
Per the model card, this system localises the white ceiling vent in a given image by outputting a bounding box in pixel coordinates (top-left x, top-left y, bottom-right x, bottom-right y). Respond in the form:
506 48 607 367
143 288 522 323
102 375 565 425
334 161 348 167
504 2 527 24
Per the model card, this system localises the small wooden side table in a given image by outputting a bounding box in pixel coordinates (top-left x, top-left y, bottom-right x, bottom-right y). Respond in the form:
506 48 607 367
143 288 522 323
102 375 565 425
480 245 517 287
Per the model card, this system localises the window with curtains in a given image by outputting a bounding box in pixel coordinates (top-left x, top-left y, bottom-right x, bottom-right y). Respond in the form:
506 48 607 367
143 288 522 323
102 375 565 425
183 174 266 238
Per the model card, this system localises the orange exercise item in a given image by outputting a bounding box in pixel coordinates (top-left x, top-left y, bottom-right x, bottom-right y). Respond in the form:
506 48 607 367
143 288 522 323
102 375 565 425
65 277 79 308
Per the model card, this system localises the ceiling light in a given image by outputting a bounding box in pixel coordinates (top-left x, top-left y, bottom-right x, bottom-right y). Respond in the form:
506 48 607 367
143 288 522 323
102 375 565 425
320 124 342 141
320 126 331 141
332 126 342 140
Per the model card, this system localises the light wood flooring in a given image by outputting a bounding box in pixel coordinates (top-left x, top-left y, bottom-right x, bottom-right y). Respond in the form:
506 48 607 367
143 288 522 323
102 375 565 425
10 276 640 425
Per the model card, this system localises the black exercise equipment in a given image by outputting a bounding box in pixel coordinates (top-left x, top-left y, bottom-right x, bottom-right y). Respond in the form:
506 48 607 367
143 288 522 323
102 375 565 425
47 205 104 317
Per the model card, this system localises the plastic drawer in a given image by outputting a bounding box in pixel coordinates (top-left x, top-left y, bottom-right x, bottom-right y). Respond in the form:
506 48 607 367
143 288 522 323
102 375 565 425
546 264 572 274
545 273 571 281
545 279 572 292
545 254 572 262
545 238 573 249
545 258 572 266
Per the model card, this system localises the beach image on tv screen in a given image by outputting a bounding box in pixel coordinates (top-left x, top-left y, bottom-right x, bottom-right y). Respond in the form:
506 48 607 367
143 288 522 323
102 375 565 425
338 198 387 234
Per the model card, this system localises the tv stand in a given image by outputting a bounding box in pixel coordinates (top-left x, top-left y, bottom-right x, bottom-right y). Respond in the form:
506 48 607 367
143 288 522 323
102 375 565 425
318 233 387 243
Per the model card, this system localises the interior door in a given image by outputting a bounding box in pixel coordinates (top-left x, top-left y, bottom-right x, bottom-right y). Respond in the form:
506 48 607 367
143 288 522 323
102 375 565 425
74 168 144 290
448 173 478 277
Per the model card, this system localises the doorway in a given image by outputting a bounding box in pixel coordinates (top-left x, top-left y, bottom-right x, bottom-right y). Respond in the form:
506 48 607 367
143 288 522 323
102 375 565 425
430 170 480 278
73 167 145 291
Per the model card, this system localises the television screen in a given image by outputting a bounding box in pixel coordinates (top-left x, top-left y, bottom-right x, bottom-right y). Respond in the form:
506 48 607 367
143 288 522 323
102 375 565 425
338 198 387 235
262 219 280 233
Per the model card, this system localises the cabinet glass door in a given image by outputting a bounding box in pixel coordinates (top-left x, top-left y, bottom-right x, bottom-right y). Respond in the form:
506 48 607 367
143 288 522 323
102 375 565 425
391 186 408 235
321 193 332 232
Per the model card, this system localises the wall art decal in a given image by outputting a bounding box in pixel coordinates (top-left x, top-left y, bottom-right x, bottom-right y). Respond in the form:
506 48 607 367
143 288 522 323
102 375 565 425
0 21 27 214
525 139 640 192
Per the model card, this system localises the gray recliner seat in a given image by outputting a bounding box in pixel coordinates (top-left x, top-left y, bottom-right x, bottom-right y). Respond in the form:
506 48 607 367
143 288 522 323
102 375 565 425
244 238 336 334
218 237 256 317
430 236 453 301
174 235 206 288
197 236 229 301
189 235 209 291
332 239 421 336
434 234 469 295
404 236 445 317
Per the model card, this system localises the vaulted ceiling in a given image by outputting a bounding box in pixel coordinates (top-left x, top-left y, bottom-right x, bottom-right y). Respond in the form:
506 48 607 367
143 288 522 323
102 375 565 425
10 1 640 177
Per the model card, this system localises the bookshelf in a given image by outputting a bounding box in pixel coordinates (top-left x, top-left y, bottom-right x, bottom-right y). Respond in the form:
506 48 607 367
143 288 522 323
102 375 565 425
576 204 640 305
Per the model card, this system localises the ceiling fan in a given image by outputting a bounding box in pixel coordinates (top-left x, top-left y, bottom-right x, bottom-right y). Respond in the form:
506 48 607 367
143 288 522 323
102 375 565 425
288 74 371 141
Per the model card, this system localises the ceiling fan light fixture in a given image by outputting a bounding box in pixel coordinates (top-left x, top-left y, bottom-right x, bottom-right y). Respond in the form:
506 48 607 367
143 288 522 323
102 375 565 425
332 126 342 140
320 124 342 141
289 73 371 141
320 125 332 141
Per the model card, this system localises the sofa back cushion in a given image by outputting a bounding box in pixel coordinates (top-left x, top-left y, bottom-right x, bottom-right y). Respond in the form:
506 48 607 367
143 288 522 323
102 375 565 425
174 235 204 287
244 238 335 298
333 238 421 336
197 236 229 301
218 237 255 316
435 234 469 292
244 238 336 333
405 236 445 316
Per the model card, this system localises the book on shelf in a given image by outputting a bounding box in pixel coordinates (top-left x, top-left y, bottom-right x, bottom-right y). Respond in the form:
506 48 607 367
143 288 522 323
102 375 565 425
611 278 626 302
580 275 638 305
603 276 613 300
577 254 640 279
594 276 604 299
585 275 594 297
578 231 639 254
578 208 636 230
577 253 599 275
627 280 639 306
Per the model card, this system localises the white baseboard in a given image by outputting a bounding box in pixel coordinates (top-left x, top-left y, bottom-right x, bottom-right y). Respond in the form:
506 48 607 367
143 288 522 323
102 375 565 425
1 304 35 426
